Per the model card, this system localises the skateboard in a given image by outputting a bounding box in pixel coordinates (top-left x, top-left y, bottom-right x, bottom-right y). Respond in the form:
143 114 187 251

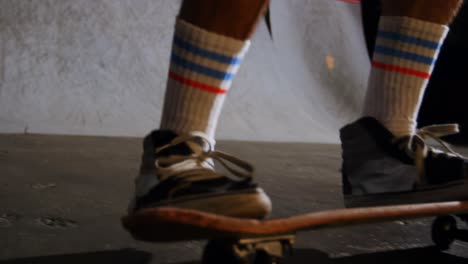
122 201 468 264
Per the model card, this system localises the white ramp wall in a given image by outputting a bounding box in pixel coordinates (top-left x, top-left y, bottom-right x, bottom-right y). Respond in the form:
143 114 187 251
0 0 370 142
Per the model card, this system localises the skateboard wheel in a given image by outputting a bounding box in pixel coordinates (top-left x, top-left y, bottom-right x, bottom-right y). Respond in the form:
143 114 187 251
202 240 251 264
432 215 457 250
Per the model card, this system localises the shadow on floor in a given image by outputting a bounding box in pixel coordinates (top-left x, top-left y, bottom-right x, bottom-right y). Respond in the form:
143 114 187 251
178 245 467 264
289 246 468 264
0 248 152 264
1 246 467 264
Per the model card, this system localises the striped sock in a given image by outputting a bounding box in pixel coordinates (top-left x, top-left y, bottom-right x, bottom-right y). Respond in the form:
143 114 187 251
363 16 449 136
160 19 250 139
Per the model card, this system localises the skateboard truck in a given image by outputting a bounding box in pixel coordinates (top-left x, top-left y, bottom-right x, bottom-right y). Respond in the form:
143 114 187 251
202 234 295 264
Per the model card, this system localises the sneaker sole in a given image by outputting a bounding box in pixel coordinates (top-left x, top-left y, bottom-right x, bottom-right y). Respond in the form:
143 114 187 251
137 187 272 219
345 181 468 208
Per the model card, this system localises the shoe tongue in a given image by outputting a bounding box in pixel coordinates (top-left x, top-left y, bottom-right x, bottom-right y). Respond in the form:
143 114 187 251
185 138 208 155
153 131 215 172
152 130 209 158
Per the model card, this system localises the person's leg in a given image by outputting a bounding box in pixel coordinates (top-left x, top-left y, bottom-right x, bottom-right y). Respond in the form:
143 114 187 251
363 0 462 136
341 0 468 207
160 0 269 139
179 0 268 40
127 0 272 220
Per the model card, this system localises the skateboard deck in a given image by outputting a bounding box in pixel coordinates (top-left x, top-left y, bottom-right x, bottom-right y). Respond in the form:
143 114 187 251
122 201 468 241
122 201 468 263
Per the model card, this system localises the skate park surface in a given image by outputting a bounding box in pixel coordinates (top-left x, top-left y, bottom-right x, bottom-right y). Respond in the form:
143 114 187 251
1 0 468 264
2 135 468 264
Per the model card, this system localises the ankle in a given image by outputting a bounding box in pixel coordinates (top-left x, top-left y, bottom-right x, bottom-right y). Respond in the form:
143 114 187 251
179 0 270 40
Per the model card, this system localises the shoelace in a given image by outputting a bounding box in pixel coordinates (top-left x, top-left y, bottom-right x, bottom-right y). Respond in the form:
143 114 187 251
395 124 465 185
154 132 254 184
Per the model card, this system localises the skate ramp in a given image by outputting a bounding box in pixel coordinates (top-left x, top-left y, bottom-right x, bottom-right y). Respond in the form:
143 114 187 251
0 0 370 143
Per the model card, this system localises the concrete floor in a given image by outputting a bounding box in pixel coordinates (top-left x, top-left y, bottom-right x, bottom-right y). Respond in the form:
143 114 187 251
1 134 468 264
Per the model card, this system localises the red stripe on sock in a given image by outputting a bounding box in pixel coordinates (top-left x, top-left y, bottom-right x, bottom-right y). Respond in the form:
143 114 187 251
169 71 228 94
372 61 431 79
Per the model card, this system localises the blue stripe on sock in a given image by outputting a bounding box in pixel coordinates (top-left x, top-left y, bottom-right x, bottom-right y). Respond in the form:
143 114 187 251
374 45 435 65
174 36 241 65
171 54 234 81
378 31 441 50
